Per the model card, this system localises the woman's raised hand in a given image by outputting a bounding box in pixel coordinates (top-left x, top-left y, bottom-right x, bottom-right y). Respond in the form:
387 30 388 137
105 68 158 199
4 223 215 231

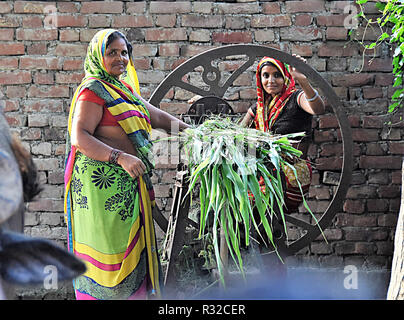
117 152 146 179
289 54 308 84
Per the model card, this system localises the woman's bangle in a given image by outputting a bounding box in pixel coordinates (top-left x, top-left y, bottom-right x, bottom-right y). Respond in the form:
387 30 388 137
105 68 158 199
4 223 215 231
109 149 123 165
305 89 319 102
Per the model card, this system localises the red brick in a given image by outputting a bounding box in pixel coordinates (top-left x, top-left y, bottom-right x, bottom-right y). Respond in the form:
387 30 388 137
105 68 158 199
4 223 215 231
361 58 393 72
362 115 383 128
55 44 87 57
251 15 292 28
331 74 373 87
365 142 385 156
354 216 377 228
27 198 62 212
313 129 335 142
0 57 18 69
363 86 383 99
366 199 389 212
19 57 61 70
112 16 153 28
226 16 246 30
57 2 79 13
319 143 343 156
388 142 404 155
217 3 260 14
156 15 177 28
353 26 382 42
375 74 394 86
326 27 348 40
27 43 47 55
291 44 313 57
79 29 98 43
16 28 57 41
280 27 322 41
133 58 151 70
376 242 393 255
0 29 13 41
14 1 56 13
88 15 110 28
5 114 26 127
316 15 347 27
3 100 19 112
212 31 252 44
160 102 188 115
319 114 338 129
315 156 343 170
392 170 402 184
359 156 403 169
149 1 191 14
182 15 223 28
126 2 146 14
355 243 376 255
5 86 26 98
145 29 187 42
22 16 43 28
0 2 13 13
347 185 377 199
295 14 313 26
0 71 31 84
63 59 83 71
286 0 325 13
377 214 398 227
23 99 63 113
262 3 281 14
0 16 19 28
28 85 69 98
158 44 180 57
0 43 25 55
334 242 355 255
60 30 80 42
132 44 158 57
20 128 42 141
318 44 357 57
377 185 401 199
54 16 87 28
34 72 54 85
80 1 123 14
343 199 365 213
55 72 84 84
352 128 379 142
309 186 330 200
255 30 275 42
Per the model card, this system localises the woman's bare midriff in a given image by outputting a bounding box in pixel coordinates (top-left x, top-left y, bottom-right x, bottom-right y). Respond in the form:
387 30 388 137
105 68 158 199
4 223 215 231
94 125 138 157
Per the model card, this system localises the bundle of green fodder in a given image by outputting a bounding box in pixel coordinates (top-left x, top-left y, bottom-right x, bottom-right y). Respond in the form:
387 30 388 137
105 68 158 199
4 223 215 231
177 116 319 285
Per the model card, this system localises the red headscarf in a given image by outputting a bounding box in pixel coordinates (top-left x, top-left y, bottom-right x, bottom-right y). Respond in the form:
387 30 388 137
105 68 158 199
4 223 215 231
254 57 297 132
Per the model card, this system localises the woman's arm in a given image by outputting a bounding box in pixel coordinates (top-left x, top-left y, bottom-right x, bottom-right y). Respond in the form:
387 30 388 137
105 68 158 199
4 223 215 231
71 100 146 179
290 54 325 115
131 91 190 134
296 79 325 115
240 109 254 128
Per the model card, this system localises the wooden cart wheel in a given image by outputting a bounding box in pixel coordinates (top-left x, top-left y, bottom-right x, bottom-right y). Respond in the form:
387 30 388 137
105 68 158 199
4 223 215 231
150 44 353 260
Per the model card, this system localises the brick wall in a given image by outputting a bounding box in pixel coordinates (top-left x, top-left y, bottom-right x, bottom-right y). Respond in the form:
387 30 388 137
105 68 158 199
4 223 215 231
0 0 402 282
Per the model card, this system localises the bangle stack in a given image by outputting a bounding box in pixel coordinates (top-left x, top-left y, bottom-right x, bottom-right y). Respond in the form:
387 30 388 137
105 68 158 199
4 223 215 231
305 89 319 102
109 149 122 165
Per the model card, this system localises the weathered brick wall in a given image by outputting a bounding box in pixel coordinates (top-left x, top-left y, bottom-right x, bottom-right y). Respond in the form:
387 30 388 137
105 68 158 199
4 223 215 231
0 0 402 290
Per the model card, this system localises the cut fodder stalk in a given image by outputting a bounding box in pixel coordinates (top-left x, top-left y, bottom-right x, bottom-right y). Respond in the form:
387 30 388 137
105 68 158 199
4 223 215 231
173 116 325 285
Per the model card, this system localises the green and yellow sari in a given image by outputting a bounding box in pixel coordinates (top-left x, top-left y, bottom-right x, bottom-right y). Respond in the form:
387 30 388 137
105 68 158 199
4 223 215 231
64 29 161 299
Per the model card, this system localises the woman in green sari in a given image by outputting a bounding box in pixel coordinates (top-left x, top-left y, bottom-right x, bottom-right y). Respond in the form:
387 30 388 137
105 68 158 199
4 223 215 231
64 29 189 300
